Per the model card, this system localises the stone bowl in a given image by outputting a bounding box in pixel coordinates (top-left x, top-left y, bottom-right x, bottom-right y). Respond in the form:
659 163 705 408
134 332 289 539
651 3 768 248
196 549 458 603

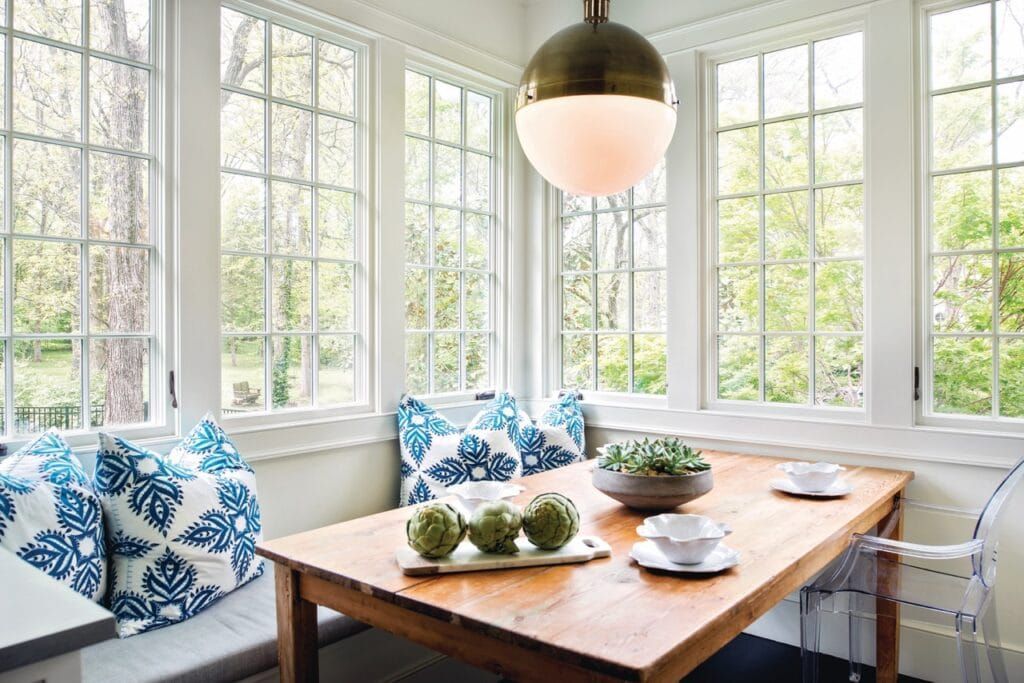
591 467 714 511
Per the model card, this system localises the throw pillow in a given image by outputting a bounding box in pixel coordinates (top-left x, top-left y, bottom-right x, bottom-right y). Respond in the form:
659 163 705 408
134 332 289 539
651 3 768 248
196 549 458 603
94 414 263 637
516 393 586 476
0 430 107 602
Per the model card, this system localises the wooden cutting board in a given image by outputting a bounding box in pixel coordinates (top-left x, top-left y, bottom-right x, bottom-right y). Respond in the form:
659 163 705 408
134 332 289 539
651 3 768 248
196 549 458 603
395 535 611 575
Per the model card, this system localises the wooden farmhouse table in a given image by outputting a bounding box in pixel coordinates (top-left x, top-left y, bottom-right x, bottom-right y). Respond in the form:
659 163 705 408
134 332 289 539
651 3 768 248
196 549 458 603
257 452 913 683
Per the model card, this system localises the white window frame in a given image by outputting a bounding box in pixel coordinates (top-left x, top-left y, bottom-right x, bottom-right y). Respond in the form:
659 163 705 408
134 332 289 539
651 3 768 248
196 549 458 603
217 0 377 428
402 51 510 406
699 20 870 421
916 0 1024 434
0 0 174 448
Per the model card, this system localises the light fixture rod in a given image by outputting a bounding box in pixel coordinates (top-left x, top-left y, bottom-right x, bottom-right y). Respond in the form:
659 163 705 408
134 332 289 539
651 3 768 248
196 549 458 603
583 0 609 25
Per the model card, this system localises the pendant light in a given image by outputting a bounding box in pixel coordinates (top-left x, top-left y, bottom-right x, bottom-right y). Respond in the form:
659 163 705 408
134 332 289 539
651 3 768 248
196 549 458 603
516 0 677 197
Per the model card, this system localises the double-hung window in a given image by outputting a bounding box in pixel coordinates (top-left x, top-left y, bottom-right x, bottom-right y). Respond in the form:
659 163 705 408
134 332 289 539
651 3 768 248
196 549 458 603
0 0 158 435
219 5 364 415
558 164 668 395
924 0 1024 420
711 32 865 409
403 69 495 396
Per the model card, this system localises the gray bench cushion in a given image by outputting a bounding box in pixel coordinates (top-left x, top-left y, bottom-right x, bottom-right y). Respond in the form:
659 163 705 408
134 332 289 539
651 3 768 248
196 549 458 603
81 571 367 683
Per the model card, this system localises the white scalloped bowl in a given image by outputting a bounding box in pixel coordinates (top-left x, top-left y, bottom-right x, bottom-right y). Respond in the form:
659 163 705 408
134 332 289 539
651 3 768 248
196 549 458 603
776 461 845 493
447 481 524 514
636 513 732 564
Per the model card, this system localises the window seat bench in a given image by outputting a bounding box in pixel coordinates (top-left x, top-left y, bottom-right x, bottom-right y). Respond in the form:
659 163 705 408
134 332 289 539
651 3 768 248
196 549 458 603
80 572 368 683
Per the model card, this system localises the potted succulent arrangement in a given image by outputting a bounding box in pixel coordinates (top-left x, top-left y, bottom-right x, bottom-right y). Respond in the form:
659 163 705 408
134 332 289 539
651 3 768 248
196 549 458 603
592 436 713 511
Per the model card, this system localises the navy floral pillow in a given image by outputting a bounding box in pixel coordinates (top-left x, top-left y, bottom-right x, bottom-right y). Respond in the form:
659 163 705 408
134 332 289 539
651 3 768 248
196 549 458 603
94 414 263 637
517 393 586 476
0 430 107 602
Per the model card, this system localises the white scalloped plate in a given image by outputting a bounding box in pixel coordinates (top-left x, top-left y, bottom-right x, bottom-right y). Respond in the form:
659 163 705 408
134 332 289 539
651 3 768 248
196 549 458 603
629 541 739 574
770 478 853 498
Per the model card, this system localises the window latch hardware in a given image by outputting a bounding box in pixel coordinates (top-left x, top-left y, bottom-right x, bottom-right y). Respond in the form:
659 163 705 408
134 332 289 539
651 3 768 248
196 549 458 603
169 370 179 409
559 389 584 400
475 390 496 401
913 366 920 402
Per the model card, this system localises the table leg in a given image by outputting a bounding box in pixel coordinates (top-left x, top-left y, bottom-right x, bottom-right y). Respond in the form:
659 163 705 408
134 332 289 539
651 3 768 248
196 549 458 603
275 563 319 683
875 496 903 683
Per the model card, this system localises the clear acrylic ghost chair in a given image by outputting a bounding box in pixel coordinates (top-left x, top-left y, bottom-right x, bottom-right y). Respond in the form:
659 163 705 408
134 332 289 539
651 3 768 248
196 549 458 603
800 457 1024 683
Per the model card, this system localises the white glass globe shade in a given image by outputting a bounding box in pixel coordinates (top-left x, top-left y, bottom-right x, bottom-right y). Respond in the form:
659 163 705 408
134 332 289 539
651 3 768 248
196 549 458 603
516 94 676 197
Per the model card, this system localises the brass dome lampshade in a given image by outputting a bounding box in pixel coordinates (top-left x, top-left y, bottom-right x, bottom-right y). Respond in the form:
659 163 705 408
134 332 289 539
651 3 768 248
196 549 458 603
516 0 677 197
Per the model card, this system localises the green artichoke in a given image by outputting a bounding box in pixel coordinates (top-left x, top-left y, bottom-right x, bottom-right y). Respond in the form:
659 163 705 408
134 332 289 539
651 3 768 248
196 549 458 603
468 500 522 554
522 493 580 550
406 502 467 558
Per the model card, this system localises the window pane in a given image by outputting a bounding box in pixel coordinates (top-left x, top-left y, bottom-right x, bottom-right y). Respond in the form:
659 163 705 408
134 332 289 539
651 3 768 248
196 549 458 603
270 335 311 408
562 334 593 389
717 57 758 126
466 333 489 390
318 262 354 331
562 215 592 271
318 42 355 116
14 239 81 333
634 158 666 206
90 58 148 153
433 270 460 329
932 171 992 252
404 268 428 329
434 207 460 268
814 336 863 407
932 254 993 332
89 245 149 333
89 338 149 427
465 151 490 211
221 92 265 172
764 45 808 118
405 333 428 394
318 335 354 405
933 336 992 415
465 213 489 270
718 266 759 332
634 209 666 268
318 189 354 260
562 192 592 214
814 33 863 109
433 333 459 393
434 80 462 144
222 255 265 333
930 4 991 90
765 264 809 332
405 136 430 201
816 185 863 257
718 197 759 263
271 103 312 180
596 211 629 270
597 272 628 330
562 275 592 331
271 25 312 104
999 337 1024 416
14 339 82 433
997 81 1024 163
434 143 461 206
318 114 355 187
766 335 808 404
815 261 864 332
634 271 666 331
13 39 82 141
999 252 1024 332
633 334 666 395
997 0 1024 78
465 272 488 330
406 71 430 135
90 152 148 243
814 109 862 183
718 335 759 400
764 118 809 189
221 8 264 91
717 126 759 195
221 173 265 252
932 87 992 171
16 0 81 42
765 190 809 260
466 91 491 151
405 202 428 265
271 181 312 255
596 189 631 214
597 335 628 392
13 140 82 238
999 167 1024 248
272 259 312 332
223 337 265 412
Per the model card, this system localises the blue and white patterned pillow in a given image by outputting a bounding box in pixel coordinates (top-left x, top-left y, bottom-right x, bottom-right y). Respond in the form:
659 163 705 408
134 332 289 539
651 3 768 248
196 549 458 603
0 430 107 602
516 393 586 476
94 414 263 637
398 393 526 505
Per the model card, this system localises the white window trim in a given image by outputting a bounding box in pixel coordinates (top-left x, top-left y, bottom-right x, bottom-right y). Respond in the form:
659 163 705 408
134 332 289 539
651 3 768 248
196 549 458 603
915 0 1024 434
215 0 378 428
401 49 513 407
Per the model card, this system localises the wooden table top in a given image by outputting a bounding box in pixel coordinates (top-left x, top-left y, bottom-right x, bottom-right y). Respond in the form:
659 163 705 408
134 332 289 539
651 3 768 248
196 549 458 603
258 451 912 682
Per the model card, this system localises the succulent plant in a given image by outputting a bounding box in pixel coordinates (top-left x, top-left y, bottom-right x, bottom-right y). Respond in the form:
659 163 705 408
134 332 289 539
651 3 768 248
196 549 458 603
522 493 580 550
468 500 523 554
597 436 710 476
406 502 467 558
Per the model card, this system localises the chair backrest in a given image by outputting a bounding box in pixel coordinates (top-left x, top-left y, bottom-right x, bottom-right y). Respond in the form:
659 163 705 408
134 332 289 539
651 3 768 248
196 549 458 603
972 456 1024 586
234 382 249 394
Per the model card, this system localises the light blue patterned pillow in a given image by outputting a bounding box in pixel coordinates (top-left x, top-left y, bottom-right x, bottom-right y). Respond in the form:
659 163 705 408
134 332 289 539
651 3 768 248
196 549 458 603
0 430 107 602
94 414 263 637
516 393 586 476
398 393 526 505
